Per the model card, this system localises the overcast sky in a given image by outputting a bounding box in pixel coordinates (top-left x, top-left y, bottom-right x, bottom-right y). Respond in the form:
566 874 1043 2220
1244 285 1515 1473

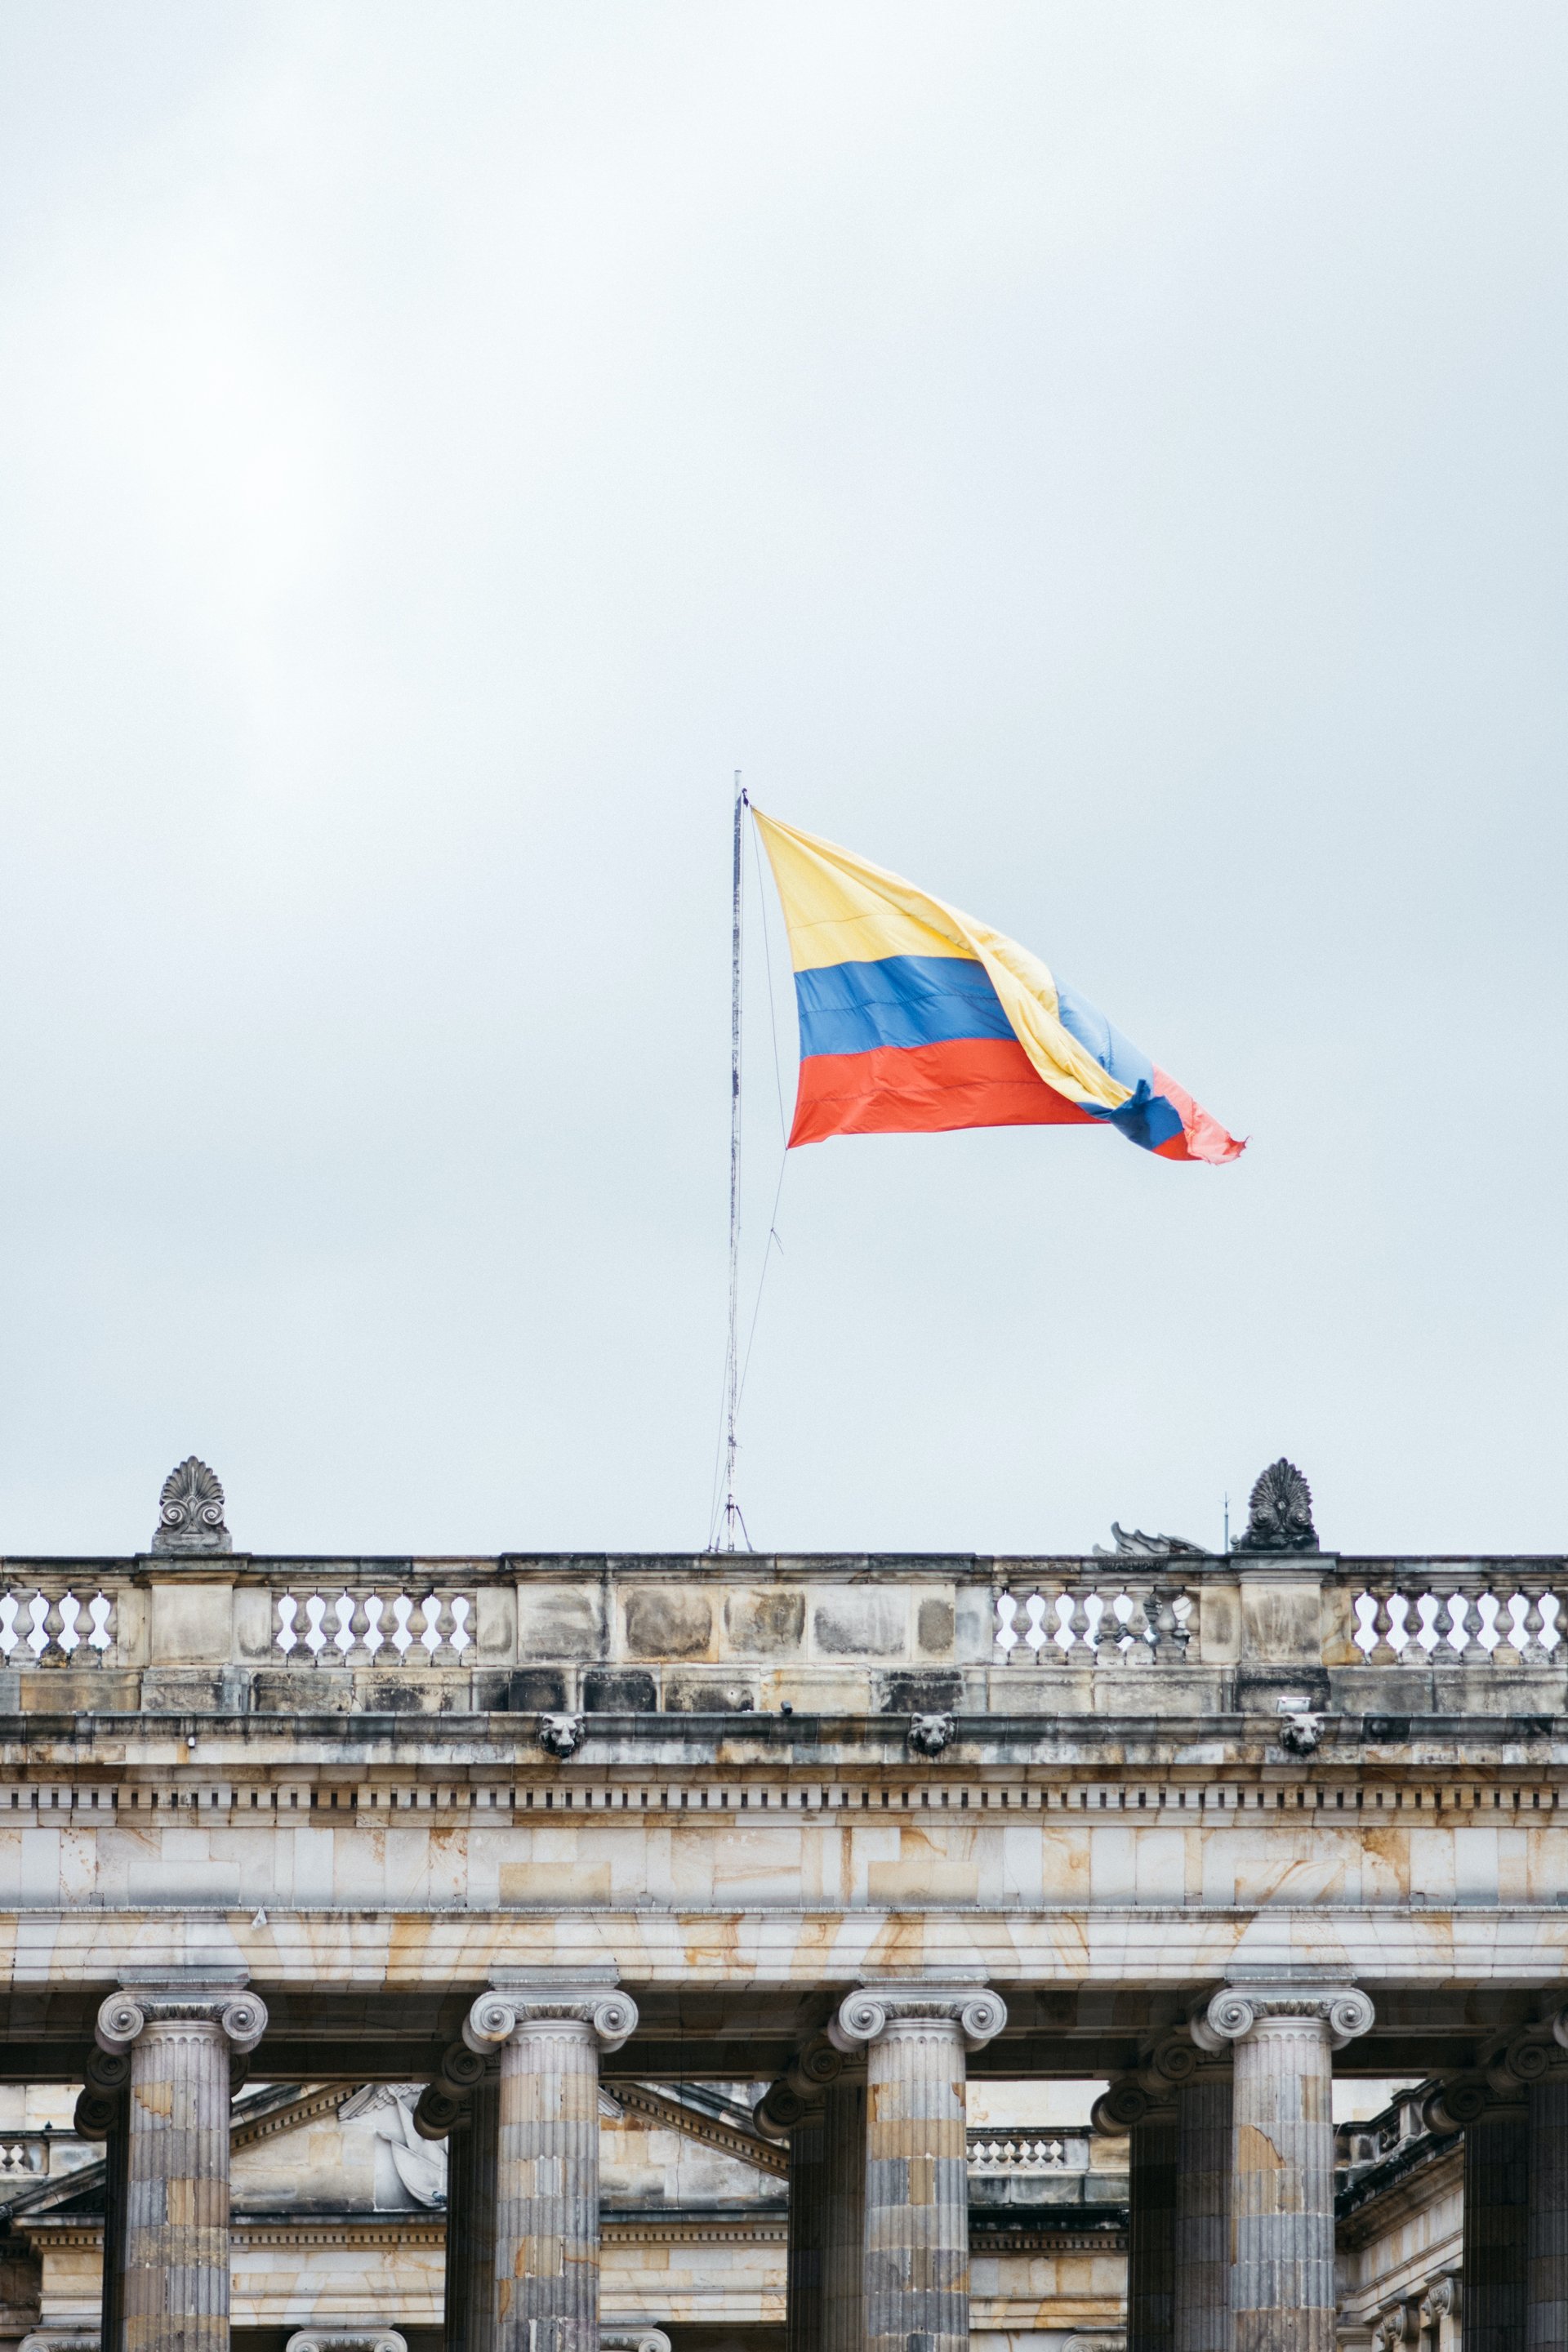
0 3 1562 1560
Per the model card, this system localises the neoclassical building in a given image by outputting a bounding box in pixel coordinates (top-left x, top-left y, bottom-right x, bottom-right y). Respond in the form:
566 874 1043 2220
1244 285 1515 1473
0 1455 1557 2352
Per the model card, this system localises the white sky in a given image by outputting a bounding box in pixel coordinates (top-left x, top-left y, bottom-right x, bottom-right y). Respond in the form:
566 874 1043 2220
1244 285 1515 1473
0 4 1563 1558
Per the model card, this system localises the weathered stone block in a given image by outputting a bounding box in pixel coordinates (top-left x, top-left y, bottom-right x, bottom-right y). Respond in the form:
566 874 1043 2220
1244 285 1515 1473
356 1673 469 1713
140 1666 244 1712
623 1589 714 1659
149 1579 234 1664
662 1671 758 1713
1192 1579 1241 1664
583 1668 657 1712
474 1584 517 1659
722 1588 805 1655
500 1667 570 1712
516 1582 606 1662
232 1587 274 1660
1238 1572 1326 1665
915 1594 956 1655
251 1668 354 1714
812 1588 907 1657
875 1669 964 1714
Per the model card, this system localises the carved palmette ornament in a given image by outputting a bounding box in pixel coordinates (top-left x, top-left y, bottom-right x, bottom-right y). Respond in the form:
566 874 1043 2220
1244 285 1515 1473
152 1456 231 1554
1239 1457 1317 1551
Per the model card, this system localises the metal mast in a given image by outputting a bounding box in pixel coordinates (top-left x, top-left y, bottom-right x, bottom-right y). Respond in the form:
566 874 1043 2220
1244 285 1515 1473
722 772 747 1549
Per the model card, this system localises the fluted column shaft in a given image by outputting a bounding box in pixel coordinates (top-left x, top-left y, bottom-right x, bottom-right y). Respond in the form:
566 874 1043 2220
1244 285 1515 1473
785 2100 828 2352
95 1988 267 2352
864 2019 967 2352
822 2081 867 2352
1202 1984 1372 2352
832 1982 1006 2352
463 1983 637 2352
102 2111 130 2352
496 2021 599 2352
1127 2105 1178 2352
1463 2106 1527 2351
443 2075 500 2352
1229 2017 1334 2351
1528 2076 1568 2348
1174 2075 1233 2352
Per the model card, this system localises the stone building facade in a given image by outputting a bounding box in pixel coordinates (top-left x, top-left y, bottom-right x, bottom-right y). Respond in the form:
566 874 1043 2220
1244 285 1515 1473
0 1456 1557 2352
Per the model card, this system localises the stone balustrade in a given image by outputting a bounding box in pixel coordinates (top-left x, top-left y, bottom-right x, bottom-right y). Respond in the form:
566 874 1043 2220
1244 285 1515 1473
0 1551 1561 1718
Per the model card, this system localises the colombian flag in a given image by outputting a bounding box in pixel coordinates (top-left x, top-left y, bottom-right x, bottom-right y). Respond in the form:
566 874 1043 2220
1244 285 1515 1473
754 809 1243 1164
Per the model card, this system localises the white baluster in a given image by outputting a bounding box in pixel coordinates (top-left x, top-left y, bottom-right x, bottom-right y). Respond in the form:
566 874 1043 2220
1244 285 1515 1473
419 1595 445 1657
1475 1591 1503 1655
87 1593 113 1652
1505 1592 1532 1658
1442 1593 1472 1655
390 1595 415 1658
333 1594 357 1657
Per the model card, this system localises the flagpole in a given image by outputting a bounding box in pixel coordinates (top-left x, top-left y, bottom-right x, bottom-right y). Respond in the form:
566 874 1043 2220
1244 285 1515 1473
722 771 746 1549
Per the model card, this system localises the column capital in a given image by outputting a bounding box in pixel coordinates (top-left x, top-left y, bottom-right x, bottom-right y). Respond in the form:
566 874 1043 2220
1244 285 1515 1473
1089 2029 1216 2133
412 2039 490 2140
95 1986 268 2056
830 1979 1006 2054
463 1982 639 2056
1194 1979 1373 2053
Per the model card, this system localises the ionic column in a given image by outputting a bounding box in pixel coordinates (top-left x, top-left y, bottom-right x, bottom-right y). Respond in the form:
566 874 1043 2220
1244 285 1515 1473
1201 1981 1374 2352
759 2083 827 2352
1174 2072 1233 2352
463 1982 638 2352
1528 2073 1568 2349
414 2048 499 2352
831 1981 1006 2352
1426 2076 1525 2352
758 2039 866 2352
74 2050 133 2352
1094 2035 1223 2352
1129 2105 1178 2352
95 1984 268 2352
822 2079 867 2352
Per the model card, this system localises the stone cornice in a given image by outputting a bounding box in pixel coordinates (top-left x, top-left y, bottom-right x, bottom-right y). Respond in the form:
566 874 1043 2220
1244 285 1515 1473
616 2082 788 2176
1335 2136 1463 2245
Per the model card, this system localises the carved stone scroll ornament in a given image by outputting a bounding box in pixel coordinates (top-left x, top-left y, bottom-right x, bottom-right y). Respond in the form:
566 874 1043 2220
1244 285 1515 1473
462 1984 639 2056
96 1988 269 2056
285 2333 408 2352
151 1456 232 1555
72 2047 131 2140
601 2333 673 2352
1238 1457 1317 1551
1089 2031 1203 2133
412 2041 490 2140
830 1981 1007 2054
753 2031 849 2140
1196 1983 1374 2053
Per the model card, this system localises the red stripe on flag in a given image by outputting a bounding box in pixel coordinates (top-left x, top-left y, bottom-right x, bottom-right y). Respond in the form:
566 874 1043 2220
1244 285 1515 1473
790 1037 1095 1147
